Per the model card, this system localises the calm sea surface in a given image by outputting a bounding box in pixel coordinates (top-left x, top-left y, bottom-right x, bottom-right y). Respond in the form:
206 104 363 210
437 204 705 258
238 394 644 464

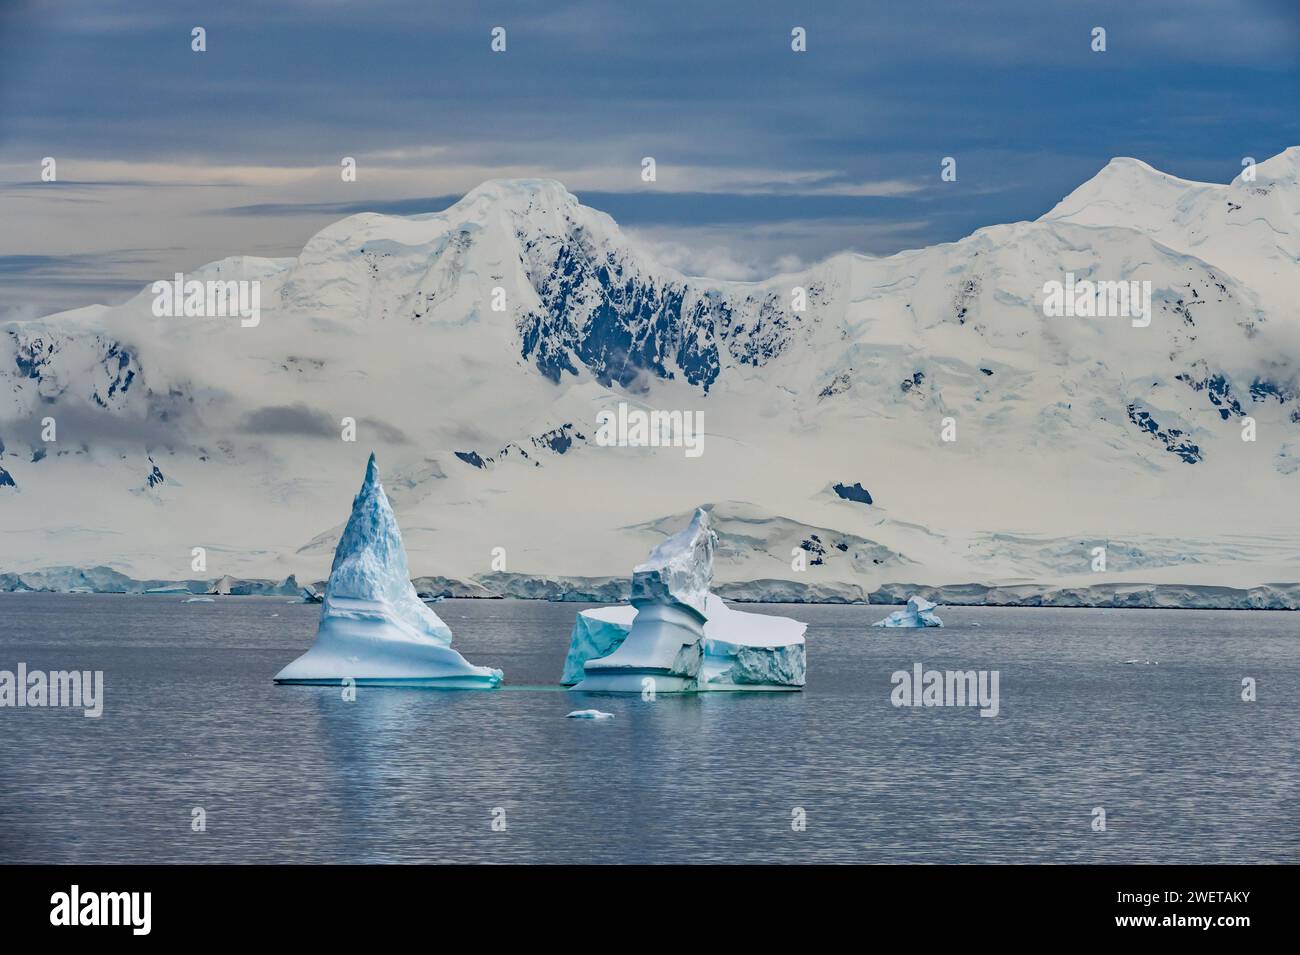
0 594 1295 863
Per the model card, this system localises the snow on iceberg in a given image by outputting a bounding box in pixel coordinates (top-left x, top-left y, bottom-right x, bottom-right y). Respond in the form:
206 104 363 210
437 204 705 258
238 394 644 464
570 509 806 691
274 453 503 688
872 595 944 628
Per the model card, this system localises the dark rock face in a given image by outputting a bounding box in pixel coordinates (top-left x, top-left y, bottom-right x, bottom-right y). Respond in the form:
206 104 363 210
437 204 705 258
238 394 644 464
1127 404 1202 464
515 226 809 393
833 482 873 505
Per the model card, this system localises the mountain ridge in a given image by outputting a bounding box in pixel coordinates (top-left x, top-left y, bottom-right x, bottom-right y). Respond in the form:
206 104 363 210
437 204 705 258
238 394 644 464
3 149 1299 598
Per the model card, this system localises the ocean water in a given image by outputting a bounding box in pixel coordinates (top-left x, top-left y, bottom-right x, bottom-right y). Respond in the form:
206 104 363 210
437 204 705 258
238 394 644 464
0 593 1295 864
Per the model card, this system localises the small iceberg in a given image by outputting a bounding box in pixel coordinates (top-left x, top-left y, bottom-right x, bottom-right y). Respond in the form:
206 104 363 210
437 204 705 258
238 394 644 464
569 509 806 692
872 595 944 628
300 585 323 604
565 709 614 720
273 453 503 689
183 596 215 603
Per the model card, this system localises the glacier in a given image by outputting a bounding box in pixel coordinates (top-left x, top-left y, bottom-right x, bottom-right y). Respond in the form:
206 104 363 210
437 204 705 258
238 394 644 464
873 595 945 628
570 509 807 691
273 454 503 688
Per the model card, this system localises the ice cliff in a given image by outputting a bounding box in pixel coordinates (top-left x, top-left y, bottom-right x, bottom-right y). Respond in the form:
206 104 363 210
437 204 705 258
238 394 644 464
273 454 503 688
570 509 806 691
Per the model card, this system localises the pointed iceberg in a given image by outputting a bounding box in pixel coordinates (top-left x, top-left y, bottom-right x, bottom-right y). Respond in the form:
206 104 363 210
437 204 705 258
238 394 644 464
872 595 944 628
570 509 806 692
273 454 503 688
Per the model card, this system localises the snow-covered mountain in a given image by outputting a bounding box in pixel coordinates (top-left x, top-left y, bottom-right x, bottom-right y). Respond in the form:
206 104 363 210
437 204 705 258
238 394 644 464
3 149 1300 601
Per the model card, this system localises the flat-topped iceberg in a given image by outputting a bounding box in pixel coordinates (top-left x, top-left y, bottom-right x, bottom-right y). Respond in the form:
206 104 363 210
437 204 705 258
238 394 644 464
570 509 806 692
698 596 806 688
562 595 807 690
274 454 503 688
872 595 944 628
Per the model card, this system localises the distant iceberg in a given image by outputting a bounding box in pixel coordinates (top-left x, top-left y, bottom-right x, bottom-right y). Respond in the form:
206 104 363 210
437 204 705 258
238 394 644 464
273 454 503 688
872 595 944 628
569 508 806 692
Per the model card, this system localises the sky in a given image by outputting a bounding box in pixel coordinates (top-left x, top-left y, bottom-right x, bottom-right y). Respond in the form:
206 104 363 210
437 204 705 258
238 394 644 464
1 0 1297 317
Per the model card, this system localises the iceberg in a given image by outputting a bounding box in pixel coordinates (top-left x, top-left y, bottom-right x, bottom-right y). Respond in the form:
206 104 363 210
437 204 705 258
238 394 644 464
273 454 503 688
570 509 806 692
560 604 636 685
576 508 714 692
872 595 944 628
697 596 806 689
564 595 807 690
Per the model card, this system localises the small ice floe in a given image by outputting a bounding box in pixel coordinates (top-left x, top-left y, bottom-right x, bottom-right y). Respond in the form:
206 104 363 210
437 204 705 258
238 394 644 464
566 709 615 720
1120 659 1159 665
184 597 215 603
970 622 982 628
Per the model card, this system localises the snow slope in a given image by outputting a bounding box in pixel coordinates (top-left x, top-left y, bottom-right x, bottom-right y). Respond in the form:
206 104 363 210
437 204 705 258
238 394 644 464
3 152 1300 600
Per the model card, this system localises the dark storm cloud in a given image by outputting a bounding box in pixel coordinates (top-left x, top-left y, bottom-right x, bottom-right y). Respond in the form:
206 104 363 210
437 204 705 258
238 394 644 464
239 404 337 438
0 404 185 449
236 407 407 443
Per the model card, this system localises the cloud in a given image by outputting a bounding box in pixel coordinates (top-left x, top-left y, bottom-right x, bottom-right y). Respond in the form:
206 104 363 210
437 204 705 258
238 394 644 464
0 403 185 449
236 407 404 445
359 417 409 444
0 0 1294 316
239 404 337 438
